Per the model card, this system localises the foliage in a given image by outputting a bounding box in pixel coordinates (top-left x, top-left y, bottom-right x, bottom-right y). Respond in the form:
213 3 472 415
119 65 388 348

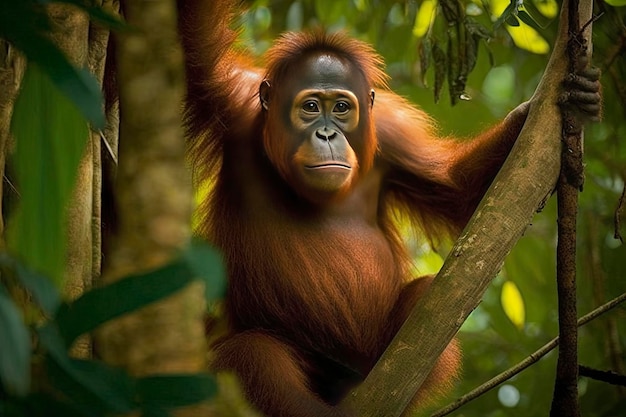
0 243 224 416
8 63 89 286
0 0 110 129
1 0 126 285
1 3 225 415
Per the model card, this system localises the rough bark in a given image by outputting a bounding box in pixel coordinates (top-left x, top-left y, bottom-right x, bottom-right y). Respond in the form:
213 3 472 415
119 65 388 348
95 1 208 416
86 0 114 291
341 0 592 415
44 5 93 307
0 43 25 248
551 0 594 415
44 4 95 360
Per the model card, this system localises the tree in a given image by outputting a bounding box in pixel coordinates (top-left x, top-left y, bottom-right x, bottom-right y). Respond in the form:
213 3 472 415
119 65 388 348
1 1 221 416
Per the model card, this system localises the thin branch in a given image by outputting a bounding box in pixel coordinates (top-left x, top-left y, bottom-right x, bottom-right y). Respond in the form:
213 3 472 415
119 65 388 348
550 0 595 415
579 365 626 386
431 292 626 417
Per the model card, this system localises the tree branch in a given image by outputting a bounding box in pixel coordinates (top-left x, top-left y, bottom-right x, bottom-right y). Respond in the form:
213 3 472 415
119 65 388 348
431 291 626 416
579 365 626 386
551 0 594 415
0 44 25 248
341 1 590 415
44 4 93 358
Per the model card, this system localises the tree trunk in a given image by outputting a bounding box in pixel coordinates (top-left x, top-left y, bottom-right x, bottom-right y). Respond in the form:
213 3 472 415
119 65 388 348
44 4 98 360
341 0 593 415
95 1 209 416
551 0 595 415
0 43 25 248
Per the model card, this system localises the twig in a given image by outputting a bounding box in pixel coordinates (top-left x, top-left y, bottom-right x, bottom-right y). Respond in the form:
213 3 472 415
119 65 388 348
430 292 626 417
579 365 626 386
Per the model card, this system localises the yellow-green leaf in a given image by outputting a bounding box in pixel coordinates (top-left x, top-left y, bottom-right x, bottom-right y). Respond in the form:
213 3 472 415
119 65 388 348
533 0 559 18
501 280 525 329
413 0 437 38
491 0 550 54
507 24 550 54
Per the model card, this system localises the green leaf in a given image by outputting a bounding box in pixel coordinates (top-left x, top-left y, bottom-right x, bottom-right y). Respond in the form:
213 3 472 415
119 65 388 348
493 1 515 30
521 0 553 29
507 20 549 54
419 37 432 87
0 254 61 315
517 10 541 31
54 259 195 346
2 2 105 130
439 0 461 22
9 63 89 286
137 374 218 411
0 290 31 397
0 1 51 43
432 40 447 103
505 14 520 27
413 0 436 38
183 241 226 303
38 325 134 415
15 393 88 417
466 17 493 40
466 31 479 75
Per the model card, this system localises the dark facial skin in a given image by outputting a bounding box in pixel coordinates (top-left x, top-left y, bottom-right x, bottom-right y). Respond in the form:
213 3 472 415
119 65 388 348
261 53 375 200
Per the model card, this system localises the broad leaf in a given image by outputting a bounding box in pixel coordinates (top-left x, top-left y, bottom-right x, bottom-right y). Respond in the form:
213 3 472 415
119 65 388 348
432 40 446 103
55 243 224 346
38 325 135 415
0 290 31 396
517 10 542 31
9 63 89 286
521 0 554 29
419 37 432 87
493 1 516 30
54 260 194 346
1 1 105 129
183 241 226 302
137 374 218 411
0 254 61 316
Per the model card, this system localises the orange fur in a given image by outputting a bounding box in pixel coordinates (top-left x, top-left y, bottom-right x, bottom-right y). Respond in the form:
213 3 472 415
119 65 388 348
177 1 528 416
